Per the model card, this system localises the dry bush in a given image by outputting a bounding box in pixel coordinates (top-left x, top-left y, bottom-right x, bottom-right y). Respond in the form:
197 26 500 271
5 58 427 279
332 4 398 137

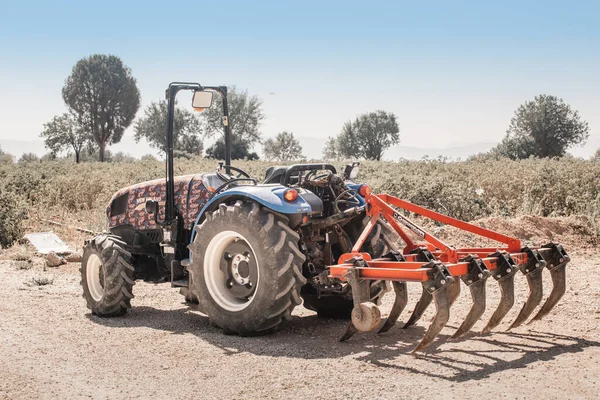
0 157 598 237
0 189 28 247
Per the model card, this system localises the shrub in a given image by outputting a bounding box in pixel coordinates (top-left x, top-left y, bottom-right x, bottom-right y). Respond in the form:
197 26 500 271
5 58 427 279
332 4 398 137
0 189 28 248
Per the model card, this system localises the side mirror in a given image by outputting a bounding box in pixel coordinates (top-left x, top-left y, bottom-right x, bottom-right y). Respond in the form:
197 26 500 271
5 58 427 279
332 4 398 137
145 200 159 214
192 90 214 111
343 162 360 180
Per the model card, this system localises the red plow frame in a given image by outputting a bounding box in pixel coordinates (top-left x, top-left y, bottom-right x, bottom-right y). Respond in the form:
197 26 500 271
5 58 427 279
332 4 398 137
330 193 570 351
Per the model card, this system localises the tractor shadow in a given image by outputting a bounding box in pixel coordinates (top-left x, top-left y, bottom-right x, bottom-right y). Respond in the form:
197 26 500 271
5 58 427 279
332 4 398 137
88 304 600 382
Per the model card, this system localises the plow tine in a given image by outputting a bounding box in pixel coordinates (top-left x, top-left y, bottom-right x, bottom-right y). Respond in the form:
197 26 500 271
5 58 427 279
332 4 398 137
451 279 487 340
450 256 490 340
529 243 569 323
482 273 515 333
448 279 461 306
403 288 432 329
413 284 451 352
482 252 518 334
339 322 358 342
508 249 546 330
530 262 567 322
508 269 544 329
378 281 408 334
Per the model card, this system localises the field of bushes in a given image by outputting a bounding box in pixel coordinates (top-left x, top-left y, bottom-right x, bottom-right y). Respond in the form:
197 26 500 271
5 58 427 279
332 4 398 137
1 156 599 247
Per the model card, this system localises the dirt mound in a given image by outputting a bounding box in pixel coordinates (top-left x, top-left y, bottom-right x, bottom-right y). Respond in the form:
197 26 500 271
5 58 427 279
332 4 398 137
422 214 598 251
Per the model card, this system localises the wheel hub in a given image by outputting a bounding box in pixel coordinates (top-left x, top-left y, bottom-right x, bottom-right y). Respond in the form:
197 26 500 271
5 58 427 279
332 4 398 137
221 241 258 300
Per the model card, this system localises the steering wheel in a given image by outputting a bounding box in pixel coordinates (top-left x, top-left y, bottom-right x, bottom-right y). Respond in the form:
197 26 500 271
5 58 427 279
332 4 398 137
216 165 252 182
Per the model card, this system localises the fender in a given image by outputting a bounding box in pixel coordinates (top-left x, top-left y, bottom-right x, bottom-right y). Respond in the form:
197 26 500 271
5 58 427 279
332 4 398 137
190 185 312 243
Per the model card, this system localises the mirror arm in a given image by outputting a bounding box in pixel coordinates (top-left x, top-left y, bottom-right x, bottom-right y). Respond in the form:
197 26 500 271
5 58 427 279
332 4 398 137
204 86 232 174
163 82 204 225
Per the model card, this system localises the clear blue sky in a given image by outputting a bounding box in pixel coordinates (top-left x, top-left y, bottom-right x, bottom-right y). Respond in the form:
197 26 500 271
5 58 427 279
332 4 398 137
1 0 599 159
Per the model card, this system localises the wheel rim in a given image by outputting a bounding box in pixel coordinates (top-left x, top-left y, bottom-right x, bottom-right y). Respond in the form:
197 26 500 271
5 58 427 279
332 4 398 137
204 230 259 312
87 254 104 301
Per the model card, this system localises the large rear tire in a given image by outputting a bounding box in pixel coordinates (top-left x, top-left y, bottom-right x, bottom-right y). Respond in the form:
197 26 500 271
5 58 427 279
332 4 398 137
301 217 398 319
187 201 306 335
80 234 135 316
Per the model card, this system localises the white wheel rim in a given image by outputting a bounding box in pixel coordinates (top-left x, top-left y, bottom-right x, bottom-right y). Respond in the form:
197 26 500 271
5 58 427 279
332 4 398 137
87 254 104 301
204 230 259 312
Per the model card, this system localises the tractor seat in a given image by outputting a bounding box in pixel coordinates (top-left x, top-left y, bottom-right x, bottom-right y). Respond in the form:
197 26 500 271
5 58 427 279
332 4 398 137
263 166 300 185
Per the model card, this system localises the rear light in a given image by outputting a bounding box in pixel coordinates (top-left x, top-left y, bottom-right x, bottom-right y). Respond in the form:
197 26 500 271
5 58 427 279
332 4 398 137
283 189 298 202
358 185 371 197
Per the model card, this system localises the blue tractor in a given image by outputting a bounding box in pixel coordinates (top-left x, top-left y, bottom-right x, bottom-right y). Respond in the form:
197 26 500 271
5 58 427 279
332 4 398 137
80 82 394 335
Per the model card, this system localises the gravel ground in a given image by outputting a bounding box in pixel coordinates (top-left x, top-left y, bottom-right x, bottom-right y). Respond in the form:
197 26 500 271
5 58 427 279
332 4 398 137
1 250 599 399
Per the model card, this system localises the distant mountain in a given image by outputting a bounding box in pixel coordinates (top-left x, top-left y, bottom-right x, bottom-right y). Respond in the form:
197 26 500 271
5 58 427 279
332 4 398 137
386 142 497 161
296 136 496 161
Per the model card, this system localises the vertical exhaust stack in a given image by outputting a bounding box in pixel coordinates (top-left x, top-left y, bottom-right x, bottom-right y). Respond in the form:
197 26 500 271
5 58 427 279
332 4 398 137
328 192 569 351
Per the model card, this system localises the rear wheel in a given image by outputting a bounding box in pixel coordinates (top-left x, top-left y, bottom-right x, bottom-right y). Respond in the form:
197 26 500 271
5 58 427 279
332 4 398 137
187 201 306 335
80 234 135 316
301 217 398 319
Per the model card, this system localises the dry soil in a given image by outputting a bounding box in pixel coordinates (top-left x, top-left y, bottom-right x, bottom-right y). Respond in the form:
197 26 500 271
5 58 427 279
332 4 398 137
1 221 599 399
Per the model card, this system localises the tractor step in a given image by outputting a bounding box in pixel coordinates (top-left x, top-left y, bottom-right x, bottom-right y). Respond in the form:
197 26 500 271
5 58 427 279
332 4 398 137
171 278 189 288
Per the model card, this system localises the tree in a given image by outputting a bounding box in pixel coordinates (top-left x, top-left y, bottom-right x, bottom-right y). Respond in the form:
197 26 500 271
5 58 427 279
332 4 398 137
205 136 259 160
134 100 204 156
593 148 600 161
494 95 590 159
40 113 88 163
327 111 400 161
322 136 343 160
263 131 304 161
62 54 140 162
202 86 265 154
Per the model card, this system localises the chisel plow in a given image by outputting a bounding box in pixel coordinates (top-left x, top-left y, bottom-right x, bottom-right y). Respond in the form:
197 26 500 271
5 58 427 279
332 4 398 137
330 193 569 352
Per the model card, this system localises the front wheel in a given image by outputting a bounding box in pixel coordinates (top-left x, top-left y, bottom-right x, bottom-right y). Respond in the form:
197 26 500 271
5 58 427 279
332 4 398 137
80 234 135 316
187 201 306 335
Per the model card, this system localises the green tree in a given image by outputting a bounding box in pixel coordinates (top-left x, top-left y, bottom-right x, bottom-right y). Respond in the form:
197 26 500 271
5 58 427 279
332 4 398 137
322 136 341 160
62 54 140 162
202 86 264 154
494 95 590 159
40 113 88 163
205 136 259 160
263 131 304 161
134 100 204 156
329 111 400 160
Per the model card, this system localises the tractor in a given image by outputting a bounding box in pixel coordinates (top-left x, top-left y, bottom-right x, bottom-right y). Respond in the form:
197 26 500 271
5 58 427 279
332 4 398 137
81 82 569 351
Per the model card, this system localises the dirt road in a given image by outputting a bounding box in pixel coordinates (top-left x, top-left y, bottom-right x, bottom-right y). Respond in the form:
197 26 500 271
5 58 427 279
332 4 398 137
1 252 599 399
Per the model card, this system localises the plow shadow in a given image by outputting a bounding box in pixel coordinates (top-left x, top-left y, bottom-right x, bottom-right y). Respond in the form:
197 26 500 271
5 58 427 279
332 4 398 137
88 305 599 382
